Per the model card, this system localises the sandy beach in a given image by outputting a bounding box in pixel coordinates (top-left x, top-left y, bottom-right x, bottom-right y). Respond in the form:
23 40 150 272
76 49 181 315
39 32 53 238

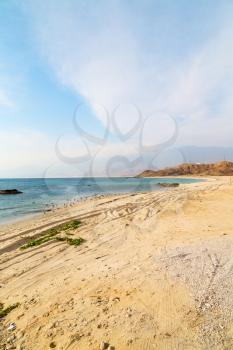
1 177 233 350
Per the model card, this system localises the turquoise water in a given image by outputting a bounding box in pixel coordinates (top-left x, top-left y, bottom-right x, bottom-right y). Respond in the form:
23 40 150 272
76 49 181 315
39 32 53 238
0 177 201 224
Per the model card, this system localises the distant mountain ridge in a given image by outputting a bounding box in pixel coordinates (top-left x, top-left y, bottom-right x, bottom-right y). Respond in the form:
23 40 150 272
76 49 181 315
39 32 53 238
137 161 233 177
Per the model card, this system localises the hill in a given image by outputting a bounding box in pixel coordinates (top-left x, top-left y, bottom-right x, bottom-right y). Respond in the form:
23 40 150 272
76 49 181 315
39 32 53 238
137 161 233 177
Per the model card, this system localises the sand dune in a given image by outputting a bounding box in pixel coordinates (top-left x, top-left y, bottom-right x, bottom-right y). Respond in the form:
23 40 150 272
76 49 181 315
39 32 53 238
1 177 233 350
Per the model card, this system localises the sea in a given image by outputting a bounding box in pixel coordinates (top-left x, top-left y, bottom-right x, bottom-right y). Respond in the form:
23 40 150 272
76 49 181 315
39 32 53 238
0 177 201 224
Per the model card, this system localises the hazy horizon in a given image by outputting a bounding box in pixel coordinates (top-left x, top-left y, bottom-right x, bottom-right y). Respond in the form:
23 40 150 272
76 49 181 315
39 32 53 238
0 146 233 179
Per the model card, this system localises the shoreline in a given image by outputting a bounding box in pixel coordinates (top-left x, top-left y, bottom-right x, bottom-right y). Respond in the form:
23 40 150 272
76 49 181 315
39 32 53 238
0 176 209 227
1 176 232 349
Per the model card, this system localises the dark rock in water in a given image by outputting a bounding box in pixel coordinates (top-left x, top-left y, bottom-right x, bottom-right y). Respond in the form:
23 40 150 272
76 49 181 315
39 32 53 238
0 189 23 195
158 183 179 188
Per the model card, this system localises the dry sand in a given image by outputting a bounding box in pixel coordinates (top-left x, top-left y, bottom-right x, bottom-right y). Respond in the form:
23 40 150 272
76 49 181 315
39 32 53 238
0 177 233 350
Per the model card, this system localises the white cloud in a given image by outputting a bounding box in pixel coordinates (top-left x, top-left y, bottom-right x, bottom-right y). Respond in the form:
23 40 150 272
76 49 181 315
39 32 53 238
15 0 233 178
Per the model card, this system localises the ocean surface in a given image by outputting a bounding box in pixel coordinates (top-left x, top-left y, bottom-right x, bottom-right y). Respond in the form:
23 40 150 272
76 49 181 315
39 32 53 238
0 177 201 224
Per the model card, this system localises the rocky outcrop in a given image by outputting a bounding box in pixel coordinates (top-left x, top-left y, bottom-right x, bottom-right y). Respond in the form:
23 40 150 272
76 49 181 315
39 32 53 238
158 183 179 187
137 161 233 177
0 189 23 195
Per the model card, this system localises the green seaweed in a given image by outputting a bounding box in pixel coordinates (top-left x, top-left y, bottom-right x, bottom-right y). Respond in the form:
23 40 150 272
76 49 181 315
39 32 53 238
56 236 85 246
0 303 20 319
20 234 56 249
20 220 83 250
58 220 81 231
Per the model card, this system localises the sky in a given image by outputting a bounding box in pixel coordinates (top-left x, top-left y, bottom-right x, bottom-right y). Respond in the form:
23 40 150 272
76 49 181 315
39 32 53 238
0 0 233 177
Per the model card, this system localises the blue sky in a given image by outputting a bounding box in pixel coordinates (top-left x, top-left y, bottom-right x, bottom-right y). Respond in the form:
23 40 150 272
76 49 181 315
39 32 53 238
0 1 79 134
0 0 233 177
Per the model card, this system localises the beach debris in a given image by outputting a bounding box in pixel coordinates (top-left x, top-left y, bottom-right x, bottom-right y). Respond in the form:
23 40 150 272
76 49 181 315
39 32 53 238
7 335 16 343
7 322 17 332
6 344 16 350
112 297 120 303
16 331 24 340
100 341 109 349
127 338 133 345
108 346 115 350
49 321 59 329
47 330 53 338
16 313 24 320
165 332 171 337
49 341 57 348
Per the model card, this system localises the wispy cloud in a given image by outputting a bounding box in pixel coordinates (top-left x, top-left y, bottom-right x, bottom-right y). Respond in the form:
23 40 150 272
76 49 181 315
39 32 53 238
23 0 233 149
